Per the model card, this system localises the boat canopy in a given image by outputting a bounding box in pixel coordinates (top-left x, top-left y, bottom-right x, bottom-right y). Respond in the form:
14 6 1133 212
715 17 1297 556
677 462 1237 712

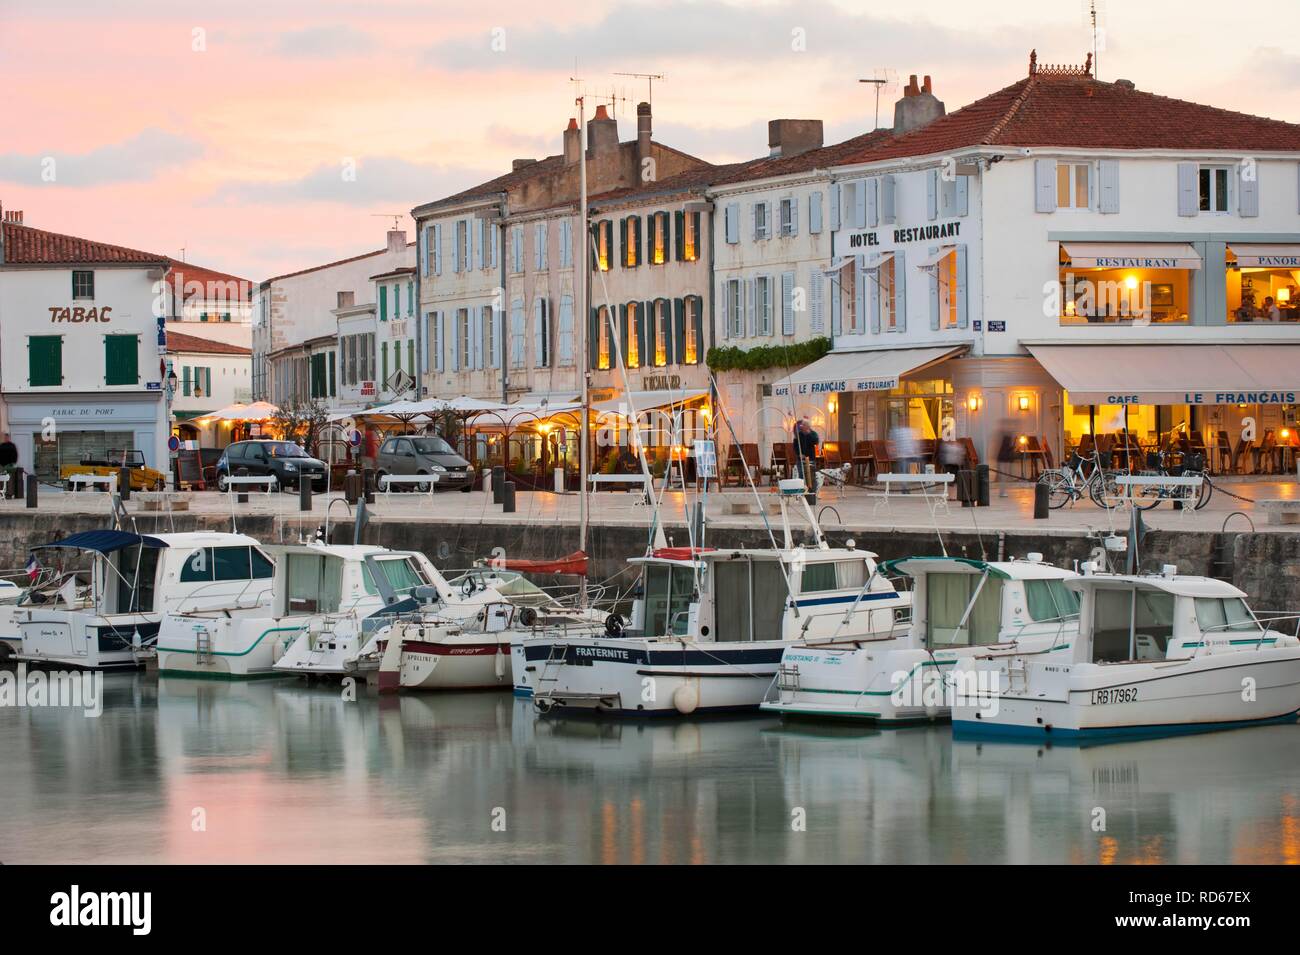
38 530 169 555
882 556 1075 580
1066 573 1247 600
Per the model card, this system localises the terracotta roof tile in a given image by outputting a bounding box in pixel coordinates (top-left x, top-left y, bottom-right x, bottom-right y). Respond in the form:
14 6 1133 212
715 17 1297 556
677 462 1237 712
164 329 252 356
1 221 166 266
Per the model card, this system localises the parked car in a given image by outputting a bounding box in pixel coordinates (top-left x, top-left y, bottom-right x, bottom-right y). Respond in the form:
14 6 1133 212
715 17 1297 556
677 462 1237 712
375 434 473 491
215 440 327 491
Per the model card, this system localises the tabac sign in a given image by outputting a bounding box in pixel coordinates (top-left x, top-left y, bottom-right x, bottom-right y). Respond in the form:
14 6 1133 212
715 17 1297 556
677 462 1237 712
49 306 113 323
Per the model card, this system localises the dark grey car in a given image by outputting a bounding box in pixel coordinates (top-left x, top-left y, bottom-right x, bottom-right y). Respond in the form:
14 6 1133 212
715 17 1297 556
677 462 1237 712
376 435 473 491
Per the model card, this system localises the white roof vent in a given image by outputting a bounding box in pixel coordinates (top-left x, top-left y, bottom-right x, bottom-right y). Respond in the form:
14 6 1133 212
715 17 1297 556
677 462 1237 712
1026 552 1043 563
1161 564 1177 578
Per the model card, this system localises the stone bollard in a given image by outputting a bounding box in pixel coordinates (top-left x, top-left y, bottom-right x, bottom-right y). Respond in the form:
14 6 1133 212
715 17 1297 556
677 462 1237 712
492 466 505 505
25 474 37 509
502 480 516 513
976 465 990 508
236 466 249 504
344 471 359 505
10 466 23 499
299 476 312 511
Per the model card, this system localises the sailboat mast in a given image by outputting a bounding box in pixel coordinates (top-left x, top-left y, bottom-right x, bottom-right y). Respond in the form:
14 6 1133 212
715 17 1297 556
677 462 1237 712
578 95 590 559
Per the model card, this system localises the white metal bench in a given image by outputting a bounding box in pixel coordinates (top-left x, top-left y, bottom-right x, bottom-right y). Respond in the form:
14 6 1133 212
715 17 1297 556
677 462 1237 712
67 473 118 493
1113 474 1202 511
588 473 651 505
379 473 439 498
870 472 954 517
223 475 277 496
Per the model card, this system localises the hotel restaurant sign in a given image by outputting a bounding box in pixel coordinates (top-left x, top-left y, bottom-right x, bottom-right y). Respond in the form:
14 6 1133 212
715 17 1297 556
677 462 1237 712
843 219 963 251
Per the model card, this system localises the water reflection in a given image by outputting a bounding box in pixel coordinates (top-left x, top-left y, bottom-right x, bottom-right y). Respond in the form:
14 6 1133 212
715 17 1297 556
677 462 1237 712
1 674 1297 864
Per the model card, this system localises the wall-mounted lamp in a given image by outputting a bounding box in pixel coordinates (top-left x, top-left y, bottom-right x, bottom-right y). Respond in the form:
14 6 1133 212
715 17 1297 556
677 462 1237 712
827 397 838 415
1018 395 1031 412
967 395 982 412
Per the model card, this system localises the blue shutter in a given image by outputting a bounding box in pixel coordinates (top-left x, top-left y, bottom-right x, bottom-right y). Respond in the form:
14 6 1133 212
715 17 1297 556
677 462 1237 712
720 280 730 339
789 198 799 236
881 174 897 224
449 312 459 371
1177 162 1199 216
955 176 969 216
809 191 823 233
781 271 795 336
829 183 840 230
534 298 548 367
926 170 938 221
866 257 879 334
928 248 941 331
434 224 443 275
1238 165 1259 217
421 226 430 275
1099 160 1120 213
435 312 445 372
865 178 878 228
745 279 755 337
853 181 866 229
558 294 574 365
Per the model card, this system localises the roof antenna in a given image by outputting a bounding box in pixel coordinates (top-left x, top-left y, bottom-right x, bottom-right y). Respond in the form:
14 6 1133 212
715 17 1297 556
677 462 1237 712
1084 0 1106 80
857 69 897 131
371 214 402 231
614 71 665 108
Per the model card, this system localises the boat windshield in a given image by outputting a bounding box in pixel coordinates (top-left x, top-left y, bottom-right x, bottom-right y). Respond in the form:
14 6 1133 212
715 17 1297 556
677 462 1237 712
362 557 428 596
1024 578 1080 622
926 572 1004 647
643 563 696 636
800 559 867 593
411 437 455 455
1092 587 1175 662
1194 597 1261 634
285 553 344 614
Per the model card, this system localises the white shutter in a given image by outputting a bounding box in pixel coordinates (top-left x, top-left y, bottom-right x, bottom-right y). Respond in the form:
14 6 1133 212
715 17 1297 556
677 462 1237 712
745 278 755 337
449 311 459 370
1177 162 1199 216
853 181 866 229
536 222 548 269
421 226 430 276
1099 160 1120 213
720 279 730 339
559 294 574 365
1238 165 1259 217
781 271 795 336
810 270 824 333
865 178 879 228
725 203 739 244
829 183 840 231
472 304 484 368
955 246 969 329
955 176 969 216
560 219 572 267
489 224 499 269
928 248 941 331
790 198 799 236
809 191 823 233
894 249 907 332
926 170 938 221
866 257 879 334
1034 160 1056 213
473 218 483 270
451 223 461 273
433 224 443 275
880 174 897 224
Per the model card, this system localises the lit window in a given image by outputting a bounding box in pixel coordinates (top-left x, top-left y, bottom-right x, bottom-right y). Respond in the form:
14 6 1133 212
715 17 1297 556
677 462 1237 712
597 221 610 272
1199 166 1230 213
939 253 958 329
682 213 697 261
626 302 640 368
597 306 611 370
684 298 698 364
625 216 639 268
652 214 666 265
655 301 668 366
1056 163 1090 210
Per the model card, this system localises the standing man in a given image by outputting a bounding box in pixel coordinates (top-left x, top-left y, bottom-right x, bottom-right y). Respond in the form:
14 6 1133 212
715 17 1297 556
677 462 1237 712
793 417 820 485
0 432 17 498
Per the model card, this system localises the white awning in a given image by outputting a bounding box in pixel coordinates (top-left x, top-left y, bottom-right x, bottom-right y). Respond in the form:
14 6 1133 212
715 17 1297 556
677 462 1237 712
771 346 965 399
824 257 853 274
915 245 957 269
859 250 895 270
1027 343 1300 406
593 389 708 416
1229 244 1300 269
1061 242 1202 270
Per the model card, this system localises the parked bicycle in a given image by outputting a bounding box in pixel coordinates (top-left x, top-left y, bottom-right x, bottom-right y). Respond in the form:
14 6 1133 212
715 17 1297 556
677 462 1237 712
1131 450 1213 510
1037 450 1126 509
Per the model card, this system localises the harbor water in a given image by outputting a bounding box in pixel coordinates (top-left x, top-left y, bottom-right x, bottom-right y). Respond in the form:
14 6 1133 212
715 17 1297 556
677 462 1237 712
2 674 1299 864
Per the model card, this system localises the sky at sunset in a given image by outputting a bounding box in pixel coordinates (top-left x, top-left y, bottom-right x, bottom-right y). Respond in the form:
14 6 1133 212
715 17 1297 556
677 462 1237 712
2 0 1297 281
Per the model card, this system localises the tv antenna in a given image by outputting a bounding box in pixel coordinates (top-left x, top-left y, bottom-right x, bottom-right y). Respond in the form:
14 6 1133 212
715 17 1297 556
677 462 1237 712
371 213 403 231
858 69 898 130
613 71 665 107
1083 0 1106 79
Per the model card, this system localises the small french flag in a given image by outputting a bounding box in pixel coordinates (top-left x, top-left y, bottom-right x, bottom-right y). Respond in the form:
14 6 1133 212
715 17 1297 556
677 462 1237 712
25 554 39 581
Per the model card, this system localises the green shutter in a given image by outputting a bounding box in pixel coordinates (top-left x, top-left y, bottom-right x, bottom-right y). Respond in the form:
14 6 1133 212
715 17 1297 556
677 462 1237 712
407 282 414 317
407 340 414 377
183 366 192 396
380 286 388 322
105 334 139 386
382 341 389 383
329 352 337 397
28 336 63 386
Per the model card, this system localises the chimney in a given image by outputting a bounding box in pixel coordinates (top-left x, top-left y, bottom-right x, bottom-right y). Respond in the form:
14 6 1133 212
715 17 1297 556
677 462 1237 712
586 104 619 158
512 158 537 171
563 117 582 165
767 119 824 159
337 291 355 309
386 229 406 255
893 73 946 135
636 101 653 168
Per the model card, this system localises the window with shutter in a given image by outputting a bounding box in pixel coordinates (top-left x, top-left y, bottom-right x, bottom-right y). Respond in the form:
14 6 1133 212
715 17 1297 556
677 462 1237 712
104 335 139 386
809 191 823 234
724 203 739 244
379 286 388 322
434 224 443 275
781 271 795 335
558 294 575 366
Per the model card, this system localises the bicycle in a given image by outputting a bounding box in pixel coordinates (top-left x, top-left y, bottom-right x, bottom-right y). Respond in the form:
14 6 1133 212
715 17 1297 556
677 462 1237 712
1037 450 1126 509
1131 450 1213 510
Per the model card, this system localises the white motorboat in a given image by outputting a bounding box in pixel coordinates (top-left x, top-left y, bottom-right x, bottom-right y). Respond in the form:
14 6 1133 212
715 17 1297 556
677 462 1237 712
12 530 274 670
158 543 444 678
521 482 912 716
950 566 1300 741
365 570 606 692
761 554 1081 724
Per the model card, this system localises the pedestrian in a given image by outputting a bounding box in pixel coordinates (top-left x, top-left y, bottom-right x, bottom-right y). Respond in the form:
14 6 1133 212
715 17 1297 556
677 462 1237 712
0 432 16 498
793 417 819 483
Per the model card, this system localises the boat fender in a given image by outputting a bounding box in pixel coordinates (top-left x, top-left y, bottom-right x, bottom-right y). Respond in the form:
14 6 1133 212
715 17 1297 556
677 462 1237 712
673 683 699 715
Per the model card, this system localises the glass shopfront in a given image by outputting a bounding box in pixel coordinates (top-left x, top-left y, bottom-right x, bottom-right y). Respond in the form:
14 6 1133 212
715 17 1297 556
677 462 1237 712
1226 245 1300 323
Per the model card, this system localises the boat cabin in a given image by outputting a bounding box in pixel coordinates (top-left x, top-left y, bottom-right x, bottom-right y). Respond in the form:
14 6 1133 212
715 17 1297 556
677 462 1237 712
882 556 1080 650
1068 571 1272 664
265 544 439 617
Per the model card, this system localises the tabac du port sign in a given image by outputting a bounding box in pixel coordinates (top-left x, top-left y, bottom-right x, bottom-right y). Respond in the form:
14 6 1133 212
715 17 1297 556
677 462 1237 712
49 306 113 322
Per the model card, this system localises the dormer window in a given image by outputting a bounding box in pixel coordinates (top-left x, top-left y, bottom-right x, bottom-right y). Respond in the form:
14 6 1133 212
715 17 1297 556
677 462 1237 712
72 270 95 299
